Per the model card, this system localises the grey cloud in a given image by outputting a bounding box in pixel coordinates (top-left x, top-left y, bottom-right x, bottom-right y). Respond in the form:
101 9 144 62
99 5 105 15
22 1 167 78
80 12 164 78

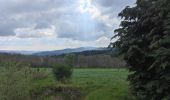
92 0 116 7
55 14 111 41
0 0 76 36
0 27 15 36
34 21 51 29
0 0 135 41
93 0 136 16
0 0 76 14
0 18 20 36
93 0 135 8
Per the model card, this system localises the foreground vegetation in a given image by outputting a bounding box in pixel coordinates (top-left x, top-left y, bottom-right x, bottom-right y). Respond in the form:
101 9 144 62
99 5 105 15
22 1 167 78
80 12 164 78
0 63 132 100
112 0 170 99
33 68 133 100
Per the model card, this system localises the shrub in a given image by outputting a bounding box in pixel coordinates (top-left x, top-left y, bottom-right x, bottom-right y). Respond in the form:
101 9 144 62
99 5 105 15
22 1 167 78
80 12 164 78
52 64 73 82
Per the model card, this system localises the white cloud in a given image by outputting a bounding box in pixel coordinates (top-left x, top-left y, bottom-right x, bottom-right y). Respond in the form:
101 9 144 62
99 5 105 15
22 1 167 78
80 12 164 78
0 0 135 50
95 36 110 47
15 25 56 38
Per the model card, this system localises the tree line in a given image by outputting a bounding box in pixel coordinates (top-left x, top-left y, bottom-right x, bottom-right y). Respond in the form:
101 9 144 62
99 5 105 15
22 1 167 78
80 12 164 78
0 53 125 68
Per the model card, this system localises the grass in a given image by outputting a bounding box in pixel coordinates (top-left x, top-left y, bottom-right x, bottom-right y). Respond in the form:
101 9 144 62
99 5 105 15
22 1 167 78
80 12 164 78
32 68 132 100
72 69 130 100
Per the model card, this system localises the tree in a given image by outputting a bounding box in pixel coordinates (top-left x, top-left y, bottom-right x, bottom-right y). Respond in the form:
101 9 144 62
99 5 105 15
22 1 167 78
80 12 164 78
64 54 76 67
52 64 72 82
111 0 170 99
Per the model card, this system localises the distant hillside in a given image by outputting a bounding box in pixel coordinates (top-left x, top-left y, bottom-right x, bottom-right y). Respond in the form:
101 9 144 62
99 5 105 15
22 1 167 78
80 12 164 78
33 47 107 56
56 48 116 57
0 47 119 57
0 50 38 55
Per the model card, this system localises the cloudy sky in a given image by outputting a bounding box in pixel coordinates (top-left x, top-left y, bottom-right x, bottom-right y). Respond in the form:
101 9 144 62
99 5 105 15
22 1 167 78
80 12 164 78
0 0 135 51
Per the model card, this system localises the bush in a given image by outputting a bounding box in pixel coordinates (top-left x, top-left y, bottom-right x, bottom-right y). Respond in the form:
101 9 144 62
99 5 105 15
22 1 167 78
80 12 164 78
52 64 73 82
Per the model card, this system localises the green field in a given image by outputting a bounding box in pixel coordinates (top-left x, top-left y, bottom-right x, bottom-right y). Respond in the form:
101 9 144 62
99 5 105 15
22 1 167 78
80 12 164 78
32 68 132 100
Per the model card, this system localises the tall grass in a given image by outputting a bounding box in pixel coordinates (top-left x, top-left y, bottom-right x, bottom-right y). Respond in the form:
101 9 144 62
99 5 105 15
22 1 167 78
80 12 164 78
0 63 32 100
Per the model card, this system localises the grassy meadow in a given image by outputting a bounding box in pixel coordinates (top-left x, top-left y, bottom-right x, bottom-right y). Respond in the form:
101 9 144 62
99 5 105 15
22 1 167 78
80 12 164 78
0 62 133 100
31 68 133 100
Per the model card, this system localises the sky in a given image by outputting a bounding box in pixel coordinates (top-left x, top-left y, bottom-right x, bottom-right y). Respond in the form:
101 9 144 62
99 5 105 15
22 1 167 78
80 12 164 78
0 0 135 51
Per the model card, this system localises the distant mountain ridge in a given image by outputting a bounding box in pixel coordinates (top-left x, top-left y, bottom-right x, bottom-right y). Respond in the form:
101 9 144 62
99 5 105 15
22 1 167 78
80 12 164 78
0 47 109 56
0 50 38 55
33 47 108 56
57 48 113 57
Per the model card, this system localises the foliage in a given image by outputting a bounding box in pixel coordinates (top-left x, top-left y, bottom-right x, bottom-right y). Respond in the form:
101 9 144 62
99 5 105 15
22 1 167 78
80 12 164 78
64 54 76 67
0 53 125 68
33 68 131 100
52 64 73 82
0 63 32 100
32 70 48 80
111 0 170 99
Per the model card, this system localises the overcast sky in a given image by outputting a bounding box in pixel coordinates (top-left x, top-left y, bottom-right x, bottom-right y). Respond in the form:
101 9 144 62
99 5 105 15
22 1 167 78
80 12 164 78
0 0 135 51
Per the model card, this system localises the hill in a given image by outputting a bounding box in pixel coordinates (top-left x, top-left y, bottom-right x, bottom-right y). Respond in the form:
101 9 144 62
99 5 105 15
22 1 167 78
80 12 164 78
33 47 108 56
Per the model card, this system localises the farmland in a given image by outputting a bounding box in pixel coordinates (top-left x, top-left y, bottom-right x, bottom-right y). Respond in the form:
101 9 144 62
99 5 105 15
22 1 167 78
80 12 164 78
0 53 129 100
0 62 132 100
31 68 132 100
